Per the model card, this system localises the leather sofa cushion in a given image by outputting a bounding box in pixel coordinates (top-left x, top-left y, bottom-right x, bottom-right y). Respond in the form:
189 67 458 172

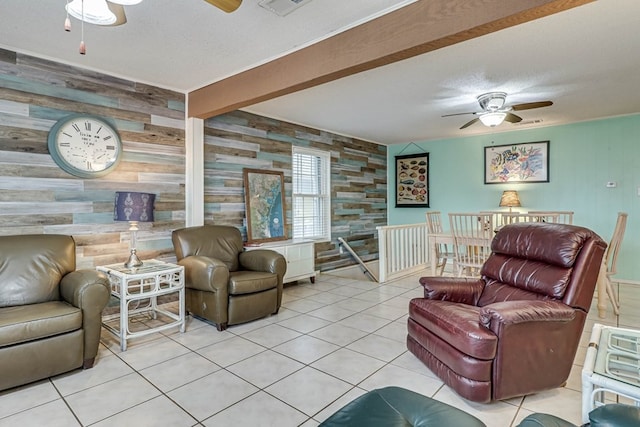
0 301 82 347
409 298 497 360
172 225 243 271
490 223 591 268
0 234 75 307
228 271 278 295
481 254 572 300
320 386 486 426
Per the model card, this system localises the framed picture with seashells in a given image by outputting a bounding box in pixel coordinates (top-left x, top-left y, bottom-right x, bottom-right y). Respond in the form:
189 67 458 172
395 153 429 207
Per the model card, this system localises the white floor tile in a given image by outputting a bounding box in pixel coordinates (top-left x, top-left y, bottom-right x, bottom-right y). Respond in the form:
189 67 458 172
346 333 406 362
91 395 196 427
116 337 191 370
520 387 583 425
276 313 333 333
0 380 60 419
226 350 304 388
139 352 220 392
308 323 369 347
0 271 636 427
167 370 258 421
273 335 340 364
203 391 308 427
311 348 386 385
168 323 234 350
52 354 134 396
358 364 443 397
0 399 79 427
307 305 356 322
196 336 266 367
65 373 161 425
265 367 352 416
240 323 302 348
336 312 391 333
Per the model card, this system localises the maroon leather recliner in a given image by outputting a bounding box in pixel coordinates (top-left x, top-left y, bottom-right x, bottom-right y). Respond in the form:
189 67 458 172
407 223 607 403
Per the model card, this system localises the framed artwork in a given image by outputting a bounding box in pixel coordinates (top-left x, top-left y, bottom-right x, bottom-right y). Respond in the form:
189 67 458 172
243 168 287 243
395 153 429 207
484 141 549 184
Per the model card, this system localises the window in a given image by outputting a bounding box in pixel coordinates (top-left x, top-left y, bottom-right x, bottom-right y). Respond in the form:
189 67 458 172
292 147 330 241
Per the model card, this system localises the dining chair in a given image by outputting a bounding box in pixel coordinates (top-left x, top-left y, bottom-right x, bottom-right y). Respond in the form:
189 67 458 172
448 213 493 277
528 210 574 224
600 212 628 316
501 212 561 225
479 211 504 230
425 211 456 275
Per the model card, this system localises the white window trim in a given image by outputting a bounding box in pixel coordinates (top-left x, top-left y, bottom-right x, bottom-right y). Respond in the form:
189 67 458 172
292 146 331 242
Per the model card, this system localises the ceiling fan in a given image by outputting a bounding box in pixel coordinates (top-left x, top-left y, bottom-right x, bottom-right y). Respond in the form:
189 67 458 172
443 92 553 129
65 0 242 29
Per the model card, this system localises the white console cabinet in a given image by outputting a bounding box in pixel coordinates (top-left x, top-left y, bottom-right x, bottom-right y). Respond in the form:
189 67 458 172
245 240 316 284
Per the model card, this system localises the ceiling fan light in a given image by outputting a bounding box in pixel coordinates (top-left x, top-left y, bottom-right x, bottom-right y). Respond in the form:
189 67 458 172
67 0 117 26
479 112 507 127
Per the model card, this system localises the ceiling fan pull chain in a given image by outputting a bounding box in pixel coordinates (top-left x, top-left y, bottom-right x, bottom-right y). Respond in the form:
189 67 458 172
79 0 86 55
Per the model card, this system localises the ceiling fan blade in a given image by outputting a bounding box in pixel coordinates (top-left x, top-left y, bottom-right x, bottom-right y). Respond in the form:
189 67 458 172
511 101 553 111
106 2 127 26
504 112 523 123
204 0 243 13
442 111 479 118
460 118 480 129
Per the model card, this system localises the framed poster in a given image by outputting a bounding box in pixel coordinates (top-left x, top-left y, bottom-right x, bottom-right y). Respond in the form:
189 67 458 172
484 141 549 184
243 168 287 243
395 153 429 207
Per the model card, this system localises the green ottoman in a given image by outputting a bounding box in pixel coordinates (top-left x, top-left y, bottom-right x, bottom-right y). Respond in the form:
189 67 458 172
517 403 640 427
319 386 486 426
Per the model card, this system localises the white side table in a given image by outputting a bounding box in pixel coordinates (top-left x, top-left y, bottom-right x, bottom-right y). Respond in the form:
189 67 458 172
582 323 640 423
98 259 185 351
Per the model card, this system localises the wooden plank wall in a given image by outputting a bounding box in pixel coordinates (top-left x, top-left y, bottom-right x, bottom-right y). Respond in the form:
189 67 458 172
0 49 186 269
203 111 388 272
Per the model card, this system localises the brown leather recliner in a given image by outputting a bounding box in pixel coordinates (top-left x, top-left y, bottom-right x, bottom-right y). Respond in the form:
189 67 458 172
0 234 111 391
407 223 606 403
172 225 287 331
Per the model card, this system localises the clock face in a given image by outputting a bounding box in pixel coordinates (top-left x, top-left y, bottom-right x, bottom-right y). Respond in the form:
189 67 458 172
47 114 123 178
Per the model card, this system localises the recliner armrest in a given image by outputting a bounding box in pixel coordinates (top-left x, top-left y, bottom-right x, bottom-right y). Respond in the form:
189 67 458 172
480 300 575 332
60 269 110 311
59 269 110 366
178 255 229 293
239 250 286 285
419 276 485 305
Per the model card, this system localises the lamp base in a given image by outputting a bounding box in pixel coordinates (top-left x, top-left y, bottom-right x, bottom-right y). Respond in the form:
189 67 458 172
124 249 143 268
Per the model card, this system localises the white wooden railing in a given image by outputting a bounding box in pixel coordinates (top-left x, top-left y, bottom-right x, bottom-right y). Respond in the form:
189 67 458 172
377 223 429 283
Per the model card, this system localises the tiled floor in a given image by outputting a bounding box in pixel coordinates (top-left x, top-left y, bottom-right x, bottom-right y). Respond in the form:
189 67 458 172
0 272 636 426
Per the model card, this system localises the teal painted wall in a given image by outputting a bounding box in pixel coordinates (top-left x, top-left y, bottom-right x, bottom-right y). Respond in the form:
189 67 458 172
387 114 640 281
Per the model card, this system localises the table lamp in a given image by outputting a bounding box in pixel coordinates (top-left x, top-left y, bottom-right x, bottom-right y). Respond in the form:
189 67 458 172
114 191 155 268
499 190 521 213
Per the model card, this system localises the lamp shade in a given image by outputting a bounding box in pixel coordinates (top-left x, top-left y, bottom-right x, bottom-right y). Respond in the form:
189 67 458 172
479 111 507 127
499 190 521 208
114 192 155 222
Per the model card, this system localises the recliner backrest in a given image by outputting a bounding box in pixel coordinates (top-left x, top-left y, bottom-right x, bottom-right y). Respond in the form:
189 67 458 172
0 234 75 308
479 223 606 311
172 225 244 271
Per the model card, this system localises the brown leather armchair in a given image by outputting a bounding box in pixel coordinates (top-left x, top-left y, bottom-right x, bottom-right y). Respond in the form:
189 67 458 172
172 225 287 331
0 234 110 391
407 223 606 403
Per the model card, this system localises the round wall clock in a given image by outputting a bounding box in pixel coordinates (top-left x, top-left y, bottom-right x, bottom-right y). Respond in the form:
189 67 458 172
47 113 123 178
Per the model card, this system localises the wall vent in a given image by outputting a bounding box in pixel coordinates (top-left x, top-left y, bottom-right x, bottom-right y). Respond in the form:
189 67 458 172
259 0 313 16
513 119 543 126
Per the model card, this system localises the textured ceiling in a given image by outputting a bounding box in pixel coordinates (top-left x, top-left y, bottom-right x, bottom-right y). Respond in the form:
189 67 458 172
2 0 640 144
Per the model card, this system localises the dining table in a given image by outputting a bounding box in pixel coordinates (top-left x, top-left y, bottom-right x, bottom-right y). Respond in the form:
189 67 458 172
428 231 493 276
